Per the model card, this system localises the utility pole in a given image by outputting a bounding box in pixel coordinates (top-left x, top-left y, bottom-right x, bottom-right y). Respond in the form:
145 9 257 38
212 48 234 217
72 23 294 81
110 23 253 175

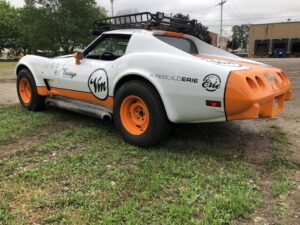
217 0 226 49
110 0 114 17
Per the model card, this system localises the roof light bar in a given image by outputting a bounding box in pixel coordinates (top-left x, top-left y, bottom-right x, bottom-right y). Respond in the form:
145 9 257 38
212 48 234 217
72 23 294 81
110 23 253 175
156 12 164 20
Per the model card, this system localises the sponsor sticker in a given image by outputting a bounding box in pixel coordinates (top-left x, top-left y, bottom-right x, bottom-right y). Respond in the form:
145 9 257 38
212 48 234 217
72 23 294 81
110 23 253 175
62 68 77 78
150 74 199 83
117 41 128 46
88 69 108 100
202 74 221 92
199 58 242 67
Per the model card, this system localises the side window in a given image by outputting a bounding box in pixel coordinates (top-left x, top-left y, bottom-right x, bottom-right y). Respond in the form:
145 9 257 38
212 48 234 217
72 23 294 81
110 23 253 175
86 35 131 60
88 38 112 56
155 35 198 54
112 37 130 57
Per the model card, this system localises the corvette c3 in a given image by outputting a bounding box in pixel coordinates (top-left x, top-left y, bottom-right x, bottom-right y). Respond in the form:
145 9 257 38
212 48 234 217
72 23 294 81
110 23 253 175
15 12 292 146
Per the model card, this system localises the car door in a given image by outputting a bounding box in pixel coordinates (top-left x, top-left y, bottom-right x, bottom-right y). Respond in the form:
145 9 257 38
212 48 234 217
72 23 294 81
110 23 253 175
57 34 131 105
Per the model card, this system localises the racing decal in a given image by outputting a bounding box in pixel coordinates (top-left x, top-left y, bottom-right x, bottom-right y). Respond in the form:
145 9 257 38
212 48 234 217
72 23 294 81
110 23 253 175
150 74 199 83
54 69 59 76
88 69 109 100
62 68 77 78
51 63 60 76
202 74 221 92
198 58 242 67
194 54 272 69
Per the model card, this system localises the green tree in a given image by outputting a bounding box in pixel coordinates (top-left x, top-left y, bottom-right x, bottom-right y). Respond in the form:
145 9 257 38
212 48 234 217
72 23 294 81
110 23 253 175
172 13 212 44
227 39 238 50
231 24 250 50
0 1 20 52
21 0 107 54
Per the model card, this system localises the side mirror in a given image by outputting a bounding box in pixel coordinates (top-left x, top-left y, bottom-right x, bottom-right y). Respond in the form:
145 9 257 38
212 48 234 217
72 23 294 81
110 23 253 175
73 52 84 65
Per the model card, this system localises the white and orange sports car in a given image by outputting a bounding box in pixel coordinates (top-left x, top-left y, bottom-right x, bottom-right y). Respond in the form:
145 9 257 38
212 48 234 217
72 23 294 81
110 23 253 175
15 13 292 146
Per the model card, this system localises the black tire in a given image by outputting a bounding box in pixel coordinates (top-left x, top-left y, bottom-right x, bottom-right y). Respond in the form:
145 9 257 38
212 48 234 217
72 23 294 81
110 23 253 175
17 68 45 111
113 80 170 147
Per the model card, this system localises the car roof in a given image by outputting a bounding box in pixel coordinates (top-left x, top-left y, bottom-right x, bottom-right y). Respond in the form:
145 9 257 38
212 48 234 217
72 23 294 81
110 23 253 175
102 29 153 35
101 29 195 39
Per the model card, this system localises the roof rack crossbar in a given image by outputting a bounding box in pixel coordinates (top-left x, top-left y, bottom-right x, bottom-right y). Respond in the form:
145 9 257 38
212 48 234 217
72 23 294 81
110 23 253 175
92 12 199 36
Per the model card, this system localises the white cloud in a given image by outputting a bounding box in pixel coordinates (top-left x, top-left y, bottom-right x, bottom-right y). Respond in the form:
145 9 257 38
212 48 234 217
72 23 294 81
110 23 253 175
7 0 24 7
7 0 300 35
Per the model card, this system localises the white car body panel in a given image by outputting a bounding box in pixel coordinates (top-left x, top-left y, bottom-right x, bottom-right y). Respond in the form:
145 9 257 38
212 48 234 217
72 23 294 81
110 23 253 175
15 29 290 123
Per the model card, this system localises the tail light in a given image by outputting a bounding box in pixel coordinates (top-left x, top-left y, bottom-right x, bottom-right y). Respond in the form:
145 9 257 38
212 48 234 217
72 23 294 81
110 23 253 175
206 100 221 107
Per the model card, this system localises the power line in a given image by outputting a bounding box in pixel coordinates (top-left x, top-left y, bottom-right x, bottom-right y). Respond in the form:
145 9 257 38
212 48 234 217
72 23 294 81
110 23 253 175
225 0 250 24
206 18 300 27
200 14 300 22
207 24 238 26
228 0 250 23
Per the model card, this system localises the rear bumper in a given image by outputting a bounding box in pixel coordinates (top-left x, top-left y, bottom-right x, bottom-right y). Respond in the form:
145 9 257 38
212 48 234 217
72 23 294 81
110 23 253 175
225 69 292 120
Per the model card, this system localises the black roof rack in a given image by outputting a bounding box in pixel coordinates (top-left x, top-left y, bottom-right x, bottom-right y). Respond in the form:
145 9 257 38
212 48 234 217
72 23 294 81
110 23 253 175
92 12 198 36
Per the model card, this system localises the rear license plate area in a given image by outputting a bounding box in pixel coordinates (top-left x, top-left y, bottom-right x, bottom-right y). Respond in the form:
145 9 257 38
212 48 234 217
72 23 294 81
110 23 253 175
273 97 278 111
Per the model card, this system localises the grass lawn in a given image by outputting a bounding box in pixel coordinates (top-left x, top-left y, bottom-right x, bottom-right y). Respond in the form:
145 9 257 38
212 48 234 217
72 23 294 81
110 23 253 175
0 62 17 71
0 104 297 224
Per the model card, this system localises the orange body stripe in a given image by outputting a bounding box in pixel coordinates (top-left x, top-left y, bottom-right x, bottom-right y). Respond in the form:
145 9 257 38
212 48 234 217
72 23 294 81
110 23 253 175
164 31 184 37
37 87 113 109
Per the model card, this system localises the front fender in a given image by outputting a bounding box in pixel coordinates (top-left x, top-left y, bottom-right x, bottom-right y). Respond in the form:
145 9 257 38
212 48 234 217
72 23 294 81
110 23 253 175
15 55 52 86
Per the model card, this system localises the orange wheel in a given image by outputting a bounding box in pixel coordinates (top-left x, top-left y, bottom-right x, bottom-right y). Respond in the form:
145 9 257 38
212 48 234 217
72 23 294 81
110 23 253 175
120 95 149 135
113 80 170 147
17 68 45 111
19 77 31 103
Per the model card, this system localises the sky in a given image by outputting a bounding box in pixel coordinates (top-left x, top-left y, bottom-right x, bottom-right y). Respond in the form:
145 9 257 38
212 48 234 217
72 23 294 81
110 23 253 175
7 0 300 36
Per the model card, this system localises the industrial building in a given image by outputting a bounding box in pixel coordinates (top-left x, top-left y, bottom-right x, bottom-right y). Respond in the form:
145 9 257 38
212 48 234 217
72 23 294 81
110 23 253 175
248 21 300 57
209 32 218 47
209 32 230 50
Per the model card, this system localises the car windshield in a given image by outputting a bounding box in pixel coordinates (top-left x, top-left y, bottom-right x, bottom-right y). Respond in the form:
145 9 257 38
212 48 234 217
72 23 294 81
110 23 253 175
155 35 198 54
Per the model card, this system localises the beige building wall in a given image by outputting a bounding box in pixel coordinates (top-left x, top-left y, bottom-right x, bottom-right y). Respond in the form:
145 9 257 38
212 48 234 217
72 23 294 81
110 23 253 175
248 22 300 57
209 32 218 47
218 36 230 50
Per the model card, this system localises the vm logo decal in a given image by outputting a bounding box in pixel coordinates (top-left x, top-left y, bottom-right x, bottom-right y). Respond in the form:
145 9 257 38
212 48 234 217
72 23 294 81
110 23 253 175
88 69 108 100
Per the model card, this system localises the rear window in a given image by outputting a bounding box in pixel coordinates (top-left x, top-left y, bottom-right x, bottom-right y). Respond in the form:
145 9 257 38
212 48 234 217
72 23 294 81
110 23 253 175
155 35 198 54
